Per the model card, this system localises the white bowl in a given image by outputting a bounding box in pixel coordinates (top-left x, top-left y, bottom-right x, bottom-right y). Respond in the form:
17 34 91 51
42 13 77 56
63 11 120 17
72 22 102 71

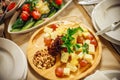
1 0 22 19
0 38 27 80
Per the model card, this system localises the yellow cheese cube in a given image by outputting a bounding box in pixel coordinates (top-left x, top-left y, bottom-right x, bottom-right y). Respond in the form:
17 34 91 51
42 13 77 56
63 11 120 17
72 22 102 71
61 52 69 63
82 32 90 38
44 27 53 34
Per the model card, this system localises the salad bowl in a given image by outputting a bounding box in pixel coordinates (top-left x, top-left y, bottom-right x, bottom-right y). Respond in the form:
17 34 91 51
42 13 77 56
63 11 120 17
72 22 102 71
8 0 72 34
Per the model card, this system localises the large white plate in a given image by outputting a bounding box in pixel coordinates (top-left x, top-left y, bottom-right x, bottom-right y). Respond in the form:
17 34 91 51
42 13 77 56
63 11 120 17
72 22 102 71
92 0 120 44
8 0 72 34
0 38 26 80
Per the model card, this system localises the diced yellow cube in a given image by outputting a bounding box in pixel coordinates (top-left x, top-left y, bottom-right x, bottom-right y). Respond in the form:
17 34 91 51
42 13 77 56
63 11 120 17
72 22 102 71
81 27 88 32
44 27 53 34
70 53 79 59
82 32 90 38
61 52 69 63
44 33 50 38
70 58 79 66
63 68 70 76
66 63 78 72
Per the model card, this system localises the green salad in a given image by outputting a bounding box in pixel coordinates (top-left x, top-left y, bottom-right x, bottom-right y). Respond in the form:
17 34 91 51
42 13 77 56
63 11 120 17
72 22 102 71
11 0 64 32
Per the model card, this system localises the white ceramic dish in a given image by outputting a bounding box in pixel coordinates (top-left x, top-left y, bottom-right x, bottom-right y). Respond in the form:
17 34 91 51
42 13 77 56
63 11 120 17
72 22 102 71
92 0 120 45
8 0 72 34
0 38 27 80
0 0 22 19
92 14 120 45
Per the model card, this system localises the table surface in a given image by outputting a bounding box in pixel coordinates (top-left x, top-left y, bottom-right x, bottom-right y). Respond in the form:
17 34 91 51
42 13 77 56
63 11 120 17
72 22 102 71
4 1 120 80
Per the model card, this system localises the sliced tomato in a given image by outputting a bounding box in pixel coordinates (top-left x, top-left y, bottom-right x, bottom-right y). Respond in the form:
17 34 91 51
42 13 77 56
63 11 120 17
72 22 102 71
8 2 16 11
20 11 30 21
79 59 88 67
44 37 52 47
55 0 63 5
55 67 64 77
22 4 30 12
50 24 58 31
77 36 84 43
86 34 94 40
31 10 41 20
90 39 98 47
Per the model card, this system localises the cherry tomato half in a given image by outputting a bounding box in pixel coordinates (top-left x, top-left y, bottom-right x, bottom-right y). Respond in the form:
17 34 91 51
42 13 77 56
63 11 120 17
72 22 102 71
86 34 94 40
77 36 84 43
90 39 98 47
31 10 41 20
44 37 52 47
50 24 58 31
8 2 16 11
79 59 88 67
22 4 30 12
55 0 63 5
20 11 30 21
55 67 64 77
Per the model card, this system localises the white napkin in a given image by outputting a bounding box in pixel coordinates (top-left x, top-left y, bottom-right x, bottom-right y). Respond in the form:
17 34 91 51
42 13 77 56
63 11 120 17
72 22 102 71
84 70 110 80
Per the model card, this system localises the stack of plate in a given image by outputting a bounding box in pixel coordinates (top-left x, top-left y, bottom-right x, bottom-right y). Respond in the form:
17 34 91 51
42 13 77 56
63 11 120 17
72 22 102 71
0 38 27 80
92 0 120 45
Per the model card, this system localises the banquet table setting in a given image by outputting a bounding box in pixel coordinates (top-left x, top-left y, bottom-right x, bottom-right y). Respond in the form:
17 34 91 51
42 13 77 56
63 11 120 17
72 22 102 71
0 0 120 80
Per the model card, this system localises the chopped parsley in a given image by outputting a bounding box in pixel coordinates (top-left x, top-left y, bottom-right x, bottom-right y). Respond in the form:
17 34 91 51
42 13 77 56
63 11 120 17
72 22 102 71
61 27 83 53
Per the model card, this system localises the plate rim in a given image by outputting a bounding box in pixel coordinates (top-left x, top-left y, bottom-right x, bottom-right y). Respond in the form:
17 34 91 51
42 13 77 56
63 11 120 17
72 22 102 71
0 38 26 79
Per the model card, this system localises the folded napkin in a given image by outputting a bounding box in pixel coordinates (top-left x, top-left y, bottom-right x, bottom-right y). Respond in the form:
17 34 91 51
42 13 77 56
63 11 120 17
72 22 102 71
84 70 120 80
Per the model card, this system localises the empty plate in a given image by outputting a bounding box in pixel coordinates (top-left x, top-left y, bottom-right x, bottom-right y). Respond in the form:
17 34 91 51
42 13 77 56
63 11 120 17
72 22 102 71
0 38 27 80
92 0 120 45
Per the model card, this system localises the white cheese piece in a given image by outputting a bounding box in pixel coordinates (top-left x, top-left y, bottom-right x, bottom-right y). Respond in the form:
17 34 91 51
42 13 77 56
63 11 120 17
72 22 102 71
63 68 70 76
84 54 93 64
84 39 90 44
78 52 84 59
66 63 78 72
89 44 95 54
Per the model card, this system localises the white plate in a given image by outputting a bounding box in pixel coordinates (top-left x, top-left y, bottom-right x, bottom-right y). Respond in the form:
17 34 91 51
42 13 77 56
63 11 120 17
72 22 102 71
92 14 120 45
8 0 72 34
0 38 26 80
92 0 120 44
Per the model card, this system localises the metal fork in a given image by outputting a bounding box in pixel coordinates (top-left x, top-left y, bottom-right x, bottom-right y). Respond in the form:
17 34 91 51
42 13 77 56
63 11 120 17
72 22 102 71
78 0 101 5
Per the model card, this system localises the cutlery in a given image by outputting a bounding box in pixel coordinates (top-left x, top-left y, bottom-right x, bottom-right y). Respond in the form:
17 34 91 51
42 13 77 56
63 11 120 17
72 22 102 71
96 20 120 35
0 1 13 24
78 0 101 5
